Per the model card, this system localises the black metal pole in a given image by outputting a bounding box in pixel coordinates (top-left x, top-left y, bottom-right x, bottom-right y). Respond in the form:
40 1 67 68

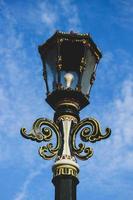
52 175 79 200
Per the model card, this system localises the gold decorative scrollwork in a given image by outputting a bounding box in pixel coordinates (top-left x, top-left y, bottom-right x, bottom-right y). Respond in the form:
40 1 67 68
71 118 111 160
20 118 61 160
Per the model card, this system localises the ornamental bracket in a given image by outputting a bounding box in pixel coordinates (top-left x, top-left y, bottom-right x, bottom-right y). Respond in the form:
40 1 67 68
20 118 61 160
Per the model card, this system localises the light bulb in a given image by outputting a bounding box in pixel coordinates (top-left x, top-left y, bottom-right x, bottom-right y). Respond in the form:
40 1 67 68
64 73 74 88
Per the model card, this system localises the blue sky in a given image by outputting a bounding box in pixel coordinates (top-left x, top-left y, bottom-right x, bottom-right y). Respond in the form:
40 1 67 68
0 0 133 199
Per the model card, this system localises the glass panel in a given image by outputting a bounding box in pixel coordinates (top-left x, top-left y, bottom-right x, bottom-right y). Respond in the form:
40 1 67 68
60 40 84 72
81 48 96 95
45 46 57 92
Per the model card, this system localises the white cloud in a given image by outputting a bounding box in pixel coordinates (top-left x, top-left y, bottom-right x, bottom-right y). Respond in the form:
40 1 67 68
111 0 133 29
14 163 50 200
38 0 81 32
80 78 133 191
59 0 81 31
38 1 58 33
6 0 81 35
119 0 133 15
0 0 51 168
114 79 133 145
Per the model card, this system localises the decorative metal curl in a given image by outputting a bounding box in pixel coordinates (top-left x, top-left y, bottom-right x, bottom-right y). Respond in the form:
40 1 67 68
20 118 61 160
71 118 111 160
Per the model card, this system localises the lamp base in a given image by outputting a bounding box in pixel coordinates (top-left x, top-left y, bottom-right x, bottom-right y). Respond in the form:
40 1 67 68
46 89 89 112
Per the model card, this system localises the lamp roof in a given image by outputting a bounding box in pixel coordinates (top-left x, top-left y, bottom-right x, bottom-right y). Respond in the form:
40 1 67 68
38 31 102 62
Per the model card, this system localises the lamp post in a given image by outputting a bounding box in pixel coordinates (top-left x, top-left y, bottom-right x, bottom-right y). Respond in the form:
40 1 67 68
21 31 111 200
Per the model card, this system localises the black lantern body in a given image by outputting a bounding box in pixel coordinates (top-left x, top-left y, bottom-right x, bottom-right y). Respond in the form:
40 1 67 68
38 31 102 112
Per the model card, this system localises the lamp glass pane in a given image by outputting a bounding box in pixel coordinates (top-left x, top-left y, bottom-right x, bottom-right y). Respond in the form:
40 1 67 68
81 48 96 95
60 40 84 72
45 47 57 92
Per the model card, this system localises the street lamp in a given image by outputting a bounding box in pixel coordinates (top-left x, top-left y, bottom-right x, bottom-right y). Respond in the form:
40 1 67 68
21 31 111 200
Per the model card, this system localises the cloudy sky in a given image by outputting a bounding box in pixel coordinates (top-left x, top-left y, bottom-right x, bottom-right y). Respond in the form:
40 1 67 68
0 0 133 199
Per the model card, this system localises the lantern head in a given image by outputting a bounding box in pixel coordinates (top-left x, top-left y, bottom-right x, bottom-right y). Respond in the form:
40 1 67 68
38 31 102 111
